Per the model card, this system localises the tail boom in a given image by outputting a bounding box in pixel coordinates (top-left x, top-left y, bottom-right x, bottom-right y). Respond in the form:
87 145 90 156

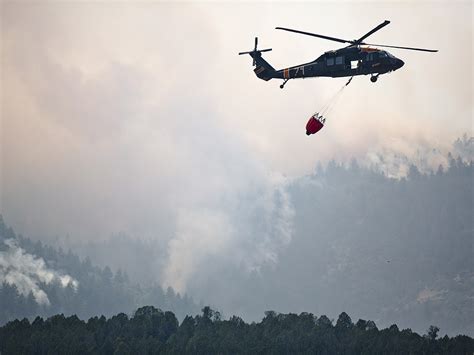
252 53 276 81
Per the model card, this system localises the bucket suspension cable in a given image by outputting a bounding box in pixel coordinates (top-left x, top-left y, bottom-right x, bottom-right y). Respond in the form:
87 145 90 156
317 77 353 117
323 88 345 117
319 88 344 116
306 77 353 136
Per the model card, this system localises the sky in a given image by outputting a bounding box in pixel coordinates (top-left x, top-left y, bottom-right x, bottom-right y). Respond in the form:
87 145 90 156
1 1 472 293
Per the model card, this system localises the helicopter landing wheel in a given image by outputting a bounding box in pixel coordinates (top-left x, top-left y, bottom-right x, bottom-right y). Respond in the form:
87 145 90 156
280 79 289 89
370 75 378 83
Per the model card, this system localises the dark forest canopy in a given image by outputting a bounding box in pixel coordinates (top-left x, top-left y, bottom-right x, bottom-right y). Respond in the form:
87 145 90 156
1 306 473 354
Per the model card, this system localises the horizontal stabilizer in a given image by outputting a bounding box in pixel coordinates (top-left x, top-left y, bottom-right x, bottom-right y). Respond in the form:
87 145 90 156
238 48 272 55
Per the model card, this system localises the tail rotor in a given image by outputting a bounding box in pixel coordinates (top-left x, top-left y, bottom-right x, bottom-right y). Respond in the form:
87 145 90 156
238 37 272 66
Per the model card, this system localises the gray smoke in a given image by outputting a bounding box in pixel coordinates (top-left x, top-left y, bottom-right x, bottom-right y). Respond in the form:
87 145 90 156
0 239 79 305
162 174 294 294
365 135 473 178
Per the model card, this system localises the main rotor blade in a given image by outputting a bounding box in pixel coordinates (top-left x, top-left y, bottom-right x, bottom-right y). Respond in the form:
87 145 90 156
275 27 350 44
363 43 438 52
355 20 390 44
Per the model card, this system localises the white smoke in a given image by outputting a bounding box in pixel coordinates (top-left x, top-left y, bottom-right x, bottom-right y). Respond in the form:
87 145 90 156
365 146 448 178
417 288 448 304
364 136 473 178
0 239 79 305
162 173 295 294
238 175 294 272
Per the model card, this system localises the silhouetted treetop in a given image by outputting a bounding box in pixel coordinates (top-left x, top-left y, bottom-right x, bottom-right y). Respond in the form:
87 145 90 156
1 308 473 354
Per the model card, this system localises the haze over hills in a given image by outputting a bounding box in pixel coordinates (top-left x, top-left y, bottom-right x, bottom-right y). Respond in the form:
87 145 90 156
1 138 472 336
0 218 200 324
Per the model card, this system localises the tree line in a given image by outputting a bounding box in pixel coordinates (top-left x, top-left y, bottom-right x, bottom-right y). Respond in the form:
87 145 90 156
1 306 473 354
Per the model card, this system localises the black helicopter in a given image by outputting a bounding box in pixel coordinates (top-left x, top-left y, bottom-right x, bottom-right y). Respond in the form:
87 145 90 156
239 20 437 88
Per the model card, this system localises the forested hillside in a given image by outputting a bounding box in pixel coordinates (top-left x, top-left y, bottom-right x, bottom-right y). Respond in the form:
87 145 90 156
1 306 473 354
0 218 200 325
1 140 472 336
172 147 472 336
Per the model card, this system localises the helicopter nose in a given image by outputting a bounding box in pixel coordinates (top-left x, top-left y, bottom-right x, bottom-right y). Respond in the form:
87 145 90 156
396 59 404 69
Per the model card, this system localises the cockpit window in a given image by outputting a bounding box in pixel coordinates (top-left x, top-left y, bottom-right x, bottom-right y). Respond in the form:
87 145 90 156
326 57 334 66
367 52 379 61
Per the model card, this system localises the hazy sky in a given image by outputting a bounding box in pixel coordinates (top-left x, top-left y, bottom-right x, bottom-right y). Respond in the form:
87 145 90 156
1 1 472 291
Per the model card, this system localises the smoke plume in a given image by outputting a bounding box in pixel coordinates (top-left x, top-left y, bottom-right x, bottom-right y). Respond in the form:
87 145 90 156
0 239 79 305
162 174 294 294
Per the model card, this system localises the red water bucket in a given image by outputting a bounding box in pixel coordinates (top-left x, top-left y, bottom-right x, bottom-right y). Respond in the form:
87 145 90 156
306 115 324 135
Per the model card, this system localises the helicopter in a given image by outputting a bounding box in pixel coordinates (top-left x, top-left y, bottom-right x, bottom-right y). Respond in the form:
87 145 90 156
239 20 437 88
